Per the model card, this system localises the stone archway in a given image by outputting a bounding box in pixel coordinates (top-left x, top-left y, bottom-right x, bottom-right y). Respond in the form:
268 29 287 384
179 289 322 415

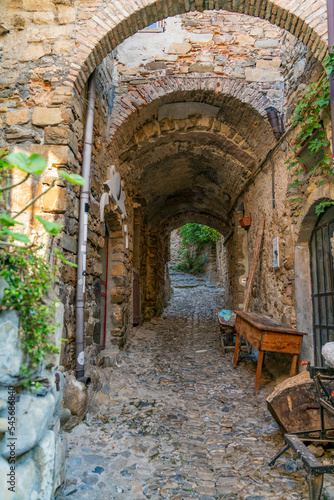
295 184 334 363
67 0 328 94
108 77 274 139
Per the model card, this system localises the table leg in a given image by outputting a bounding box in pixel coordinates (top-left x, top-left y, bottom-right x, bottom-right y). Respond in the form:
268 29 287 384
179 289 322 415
254 350 265 394
233 333 240 367
290 354 298 377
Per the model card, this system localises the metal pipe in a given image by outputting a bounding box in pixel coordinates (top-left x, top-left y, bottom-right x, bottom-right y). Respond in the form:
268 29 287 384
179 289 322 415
270 153 275 209
327 0 334 172
75 70 97 380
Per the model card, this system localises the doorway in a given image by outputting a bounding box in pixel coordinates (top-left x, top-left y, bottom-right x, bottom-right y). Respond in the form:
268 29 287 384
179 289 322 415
310 205 334 365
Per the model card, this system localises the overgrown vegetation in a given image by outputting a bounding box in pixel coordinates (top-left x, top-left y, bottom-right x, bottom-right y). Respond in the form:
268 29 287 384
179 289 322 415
0 150 85 387
173 224 220 275
287 51 334 216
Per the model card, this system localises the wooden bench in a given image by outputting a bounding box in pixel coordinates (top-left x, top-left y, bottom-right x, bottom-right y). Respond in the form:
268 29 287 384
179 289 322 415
233 311 307 394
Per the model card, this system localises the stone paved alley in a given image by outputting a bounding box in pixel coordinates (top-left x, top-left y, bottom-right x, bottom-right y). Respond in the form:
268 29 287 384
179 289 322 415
57 272 333 499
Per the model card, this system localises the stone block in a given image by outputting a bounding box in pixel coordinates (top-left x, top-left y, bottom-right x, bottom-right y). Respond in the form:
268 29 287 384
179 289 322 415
92 262 102 276
61 264 77 285
256 59 281 69
255 38 279 49
61 233 77 254
32 430 56 500
144 61 167 70
42 186 69 213
32 12 55 24
18 43 48 62
0 310 22 386
57 6 76 25
53 39 74 55
11 182 42 213
111 264 125 277
29 144 75 168
245 67 282 82
32 107 63 127
44 126 78 153
188 33 213 44
168 42 192 55
229 67 246 79
51 86 73 105
189 63 214 73
6 109 29 126
61 374 89 431
0 387 56 458
235 35 255 45
0 455 37 500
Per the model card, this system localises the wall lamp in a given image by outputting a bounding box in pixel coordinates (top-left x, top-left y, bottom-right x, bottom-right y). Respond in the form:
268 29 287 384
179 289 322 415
265 106 285 140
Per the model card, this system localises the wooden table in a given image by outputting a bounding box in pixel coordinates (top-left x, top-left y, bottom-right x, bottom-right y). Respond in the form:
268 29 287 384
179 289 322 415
233 311 307 394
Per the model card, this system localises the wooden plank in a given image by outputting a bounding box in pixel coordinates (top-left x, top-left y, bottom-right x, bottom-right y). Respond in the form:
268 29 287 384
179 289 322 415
234 311 307 336
243 217 265 312
255 350 265 394
235 315 261 350
261 332 303 354
284 434 322 470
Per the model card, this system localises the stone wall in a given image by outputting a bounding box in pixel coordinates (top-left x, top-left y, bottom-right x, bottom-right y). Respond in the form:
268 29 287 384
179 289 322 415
0 280 66 499
103 10 323 132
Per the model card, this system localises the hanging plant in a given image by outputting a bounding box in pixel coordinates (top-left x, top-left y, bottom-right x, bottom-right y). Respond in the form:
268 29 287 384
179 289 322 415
0 150 85 387
286 50 334 216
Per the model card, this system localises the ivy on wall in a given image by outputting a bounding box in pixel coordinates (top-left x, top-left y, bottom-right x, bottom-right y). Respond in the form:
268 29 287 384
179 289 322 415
0 151 84 387
173 224 220 275
287 51 334 216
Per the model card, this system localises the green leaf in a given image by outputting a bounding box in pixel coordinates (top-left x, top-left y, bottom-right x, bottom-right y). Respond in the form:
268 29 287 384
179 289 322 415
35 216 63 235
53 248 78 267
0 214 24 227
26 154 47 174
5 152 47 175
59 171 86 186
6 230 30 243
5 152 29 170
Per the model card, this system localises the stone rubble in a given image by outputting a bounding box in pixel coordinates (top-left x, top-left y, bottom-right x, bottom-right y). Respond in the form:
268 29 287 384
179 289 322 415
57 271 334 499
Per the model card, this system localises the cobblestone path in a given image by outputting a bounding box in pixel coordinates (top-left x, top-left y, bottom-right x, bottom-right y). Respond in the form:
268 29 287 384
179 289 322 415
59 271 321 499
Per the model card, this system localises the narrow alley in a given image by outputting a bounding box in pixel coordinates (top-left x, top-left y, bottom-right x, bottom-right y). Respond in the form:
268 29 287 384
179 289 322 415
59 272 312 500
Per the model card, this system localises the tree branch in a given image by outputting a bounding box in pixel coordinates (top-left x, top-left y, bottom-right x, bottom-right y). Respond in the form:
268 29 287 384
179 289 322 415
13 180 56 220
0 173 30 192
0 241 36 249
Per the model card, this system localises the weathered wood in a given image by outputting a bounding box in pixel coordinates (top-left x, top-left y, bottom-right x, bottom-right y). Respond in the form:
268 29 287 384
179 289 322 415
233 311 306 393
267 371 334 434
235 315 261 350
235 311 307 336
285 434 323 470
243 217 265 312
261 333 303 354
233 332 241 366
255 350 265 394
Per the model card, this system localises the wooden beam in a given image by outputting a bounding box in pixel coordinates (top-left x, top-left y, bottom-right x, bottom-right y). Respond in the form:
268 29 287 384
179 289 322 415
243 217 265 312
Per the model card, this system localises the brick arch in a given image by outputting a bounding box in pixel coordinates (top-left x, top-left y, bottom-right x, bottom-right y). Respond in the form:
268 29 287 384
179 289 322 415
159 210 230 238
70 0 328 94
109 77 273 142
119 122 258 173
